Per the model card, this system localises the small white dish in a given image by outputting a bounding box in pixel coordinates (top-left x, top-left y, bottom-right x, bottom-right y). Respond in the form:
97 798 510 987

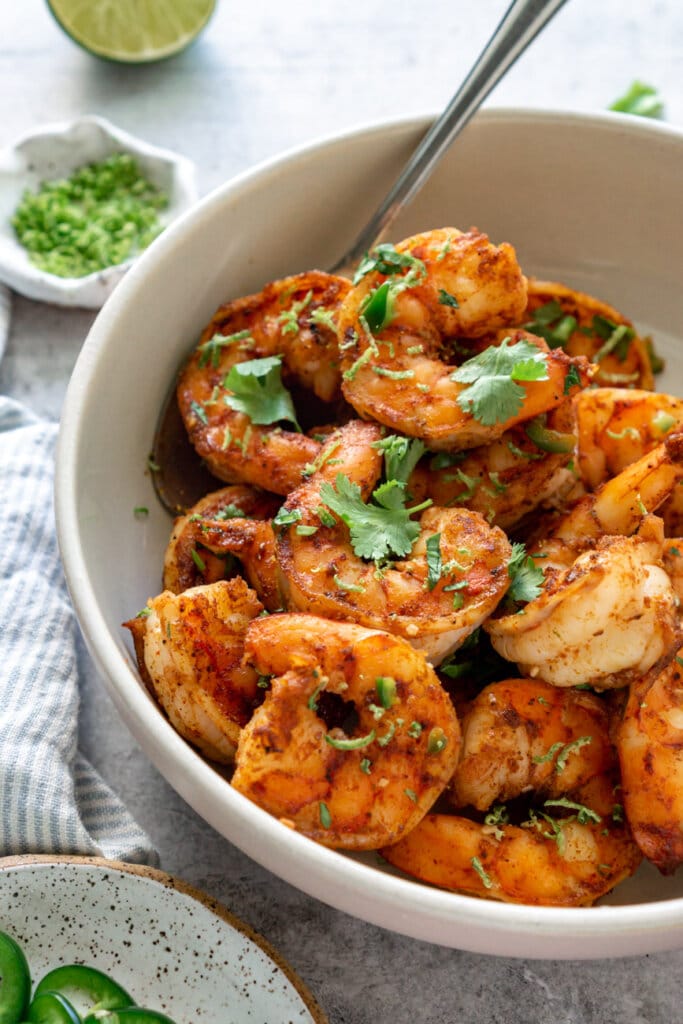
0 855 327 1023
0 116 198 309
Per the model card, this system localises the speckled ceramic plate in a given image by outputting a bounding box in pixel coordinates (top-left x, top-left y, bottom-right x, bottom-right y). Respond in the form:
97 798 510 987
0 856 327 1023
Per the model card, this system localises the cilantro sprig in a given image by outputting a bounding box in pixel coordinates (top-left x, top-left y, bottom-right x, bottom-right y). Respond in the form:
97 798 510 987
223 355 300 430
319 473 431 563
507 542 545 603
371 434 425 484
451 338 549 426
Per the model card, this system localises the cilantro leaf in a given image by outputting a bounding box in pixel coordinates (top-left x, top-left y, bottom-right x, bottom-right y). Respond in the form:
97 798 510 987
372 434 426 484
523 301 577 349
353 243 424 284
223 356 300 429
609 80 664 119
451 338 549 426
507 541 545 603
425 533 442 590
319 473 429 562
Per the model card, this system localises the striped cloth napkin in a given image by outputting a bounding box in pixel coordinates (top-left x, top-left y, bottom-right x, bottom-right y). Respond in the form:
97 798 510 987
0 385 157 864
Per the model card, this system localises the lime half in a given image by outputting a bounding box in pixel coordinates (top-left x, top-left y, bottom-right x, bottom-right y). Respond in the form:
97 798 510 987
47 0 216 63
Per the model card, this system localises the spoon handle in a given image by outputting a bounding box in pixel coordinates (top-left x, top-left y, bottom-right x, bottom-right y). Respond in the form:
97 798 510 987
330 0 568 277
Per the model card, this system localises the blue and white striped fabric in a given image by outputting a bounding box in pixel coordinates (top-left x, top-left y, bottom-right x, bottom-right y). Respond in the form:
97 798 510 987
0 396 157 864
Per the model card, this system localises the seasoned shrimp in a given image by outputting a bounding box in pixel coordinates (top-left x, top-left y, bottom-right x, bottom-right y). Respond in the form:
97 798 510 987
486 514 681 690
178 271 350 495
574 387 683 491
124 579 263 764
617 653 683 874
450 678 614 812
275 420 512 664
522 279 655 390
163 484 280 596
338 228 590 449
535 431 683 544
407 400 578 531
381 772 641 906
231 613 461 850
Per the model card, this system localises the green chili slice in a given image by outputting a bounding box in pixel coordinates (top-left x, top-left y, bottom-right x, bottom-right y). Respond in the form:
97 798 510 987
27 991 82 1024
34 965 133 1013
524 417 577 454
0 931 31 1024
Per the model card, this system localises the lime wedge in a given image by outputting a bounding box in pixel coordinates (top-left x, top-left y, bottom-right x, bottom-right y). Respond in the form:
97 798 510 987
46 0 216 63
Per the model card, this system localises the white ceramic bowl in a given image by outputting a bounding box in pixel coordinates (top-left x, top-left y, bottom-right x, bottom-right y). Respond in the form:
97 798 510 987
0 115 197 308
56 109 683 959
0 855 326 1022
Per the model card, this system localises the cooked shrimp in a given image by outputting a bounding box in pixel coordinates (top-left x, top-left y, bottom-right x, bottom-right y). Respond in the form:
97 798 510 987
540 431 683 543
381 772 641 906
162 484 280 596
275 419 512 664
407 400 578 531
231 613 461 850
574 387 683 491
486 515 681 689
617 653 683 874
338 228 590 449
522 279 655 390
450 678 614 812
178 271 350 495
124 579 263 764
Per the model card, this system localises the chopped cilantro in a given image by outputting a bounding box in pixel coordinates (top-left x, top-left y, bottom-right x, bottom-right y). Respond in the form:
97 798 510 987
524 300 577 348
452 338 549 426
272 506 302 529
438 288 459 308
360 758 372 774
372 434 426 484
471 856 493 889
544 797 601 825
353 243 424 284
190 548 206 572
425 533 442 590
590 316 635 363
563 364 582 395
198 329 253 369
223 356 300 429
507 542 545 603
609 80 664 119
319 801 332 829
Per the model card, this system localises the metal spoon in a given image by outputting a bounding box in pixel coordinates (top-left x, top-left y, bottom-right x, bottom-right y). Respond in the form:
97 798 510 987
151 0 569 514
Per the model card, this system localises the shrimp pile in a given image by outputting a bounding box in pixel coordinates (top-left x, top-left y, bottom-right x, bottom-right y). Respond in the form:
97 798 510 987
126 225 683 907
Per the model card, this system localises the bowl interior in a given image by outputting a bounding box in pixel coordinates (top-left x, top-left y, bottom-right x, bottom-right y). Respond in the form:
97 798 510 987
57 109 683 958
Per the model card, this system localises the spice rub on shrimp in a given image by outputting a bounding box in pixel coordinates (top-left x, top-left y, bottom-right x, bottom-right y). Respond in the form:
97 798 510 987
381 771 641 906
231 613 460 850
337 228 590 450
486 515 681 690
407 400 577 531
178 271 350 495
574 387 683 491
617 653 683 874
124 578 263 764
484 439 683 689
275 419 512 665
450 678 614 812
163 484 280 596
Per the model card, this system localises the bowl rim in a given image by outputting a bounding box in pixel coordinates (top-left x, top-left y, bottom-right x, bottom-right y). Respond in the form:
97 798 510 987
55 106 683 956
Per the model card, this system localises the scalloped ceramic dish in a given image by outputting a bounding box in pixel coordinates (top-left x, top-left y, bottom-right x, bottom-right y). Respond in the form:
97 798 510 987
0 116 197 308
56 109 683 959
0 856 326 1023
